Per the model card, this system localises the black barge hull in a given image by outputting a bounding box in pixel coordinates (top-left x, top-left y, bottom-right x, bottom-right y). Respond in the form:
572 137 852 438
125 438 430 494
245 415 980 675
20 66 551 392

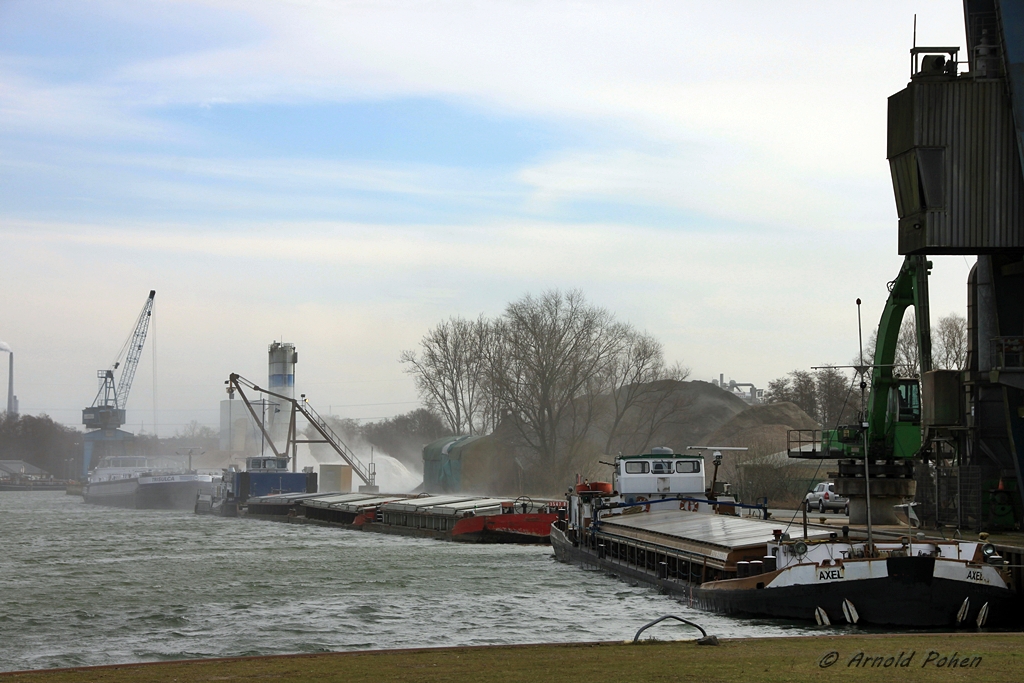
550 526 1020 628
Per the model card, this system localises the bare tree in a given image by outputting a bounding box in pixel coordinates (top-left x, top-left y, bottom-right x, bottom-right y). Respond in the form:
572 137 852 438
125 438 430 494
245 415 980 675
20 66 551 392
765 368 852 426
853 330 877 369
788 370 817 419
485 290 625 479
894 316 920 376
933 312 967 370
401 290 697 490
600 330 664 452
400 316 490 435
175 420 218 440
814 365 855 428
763 376 792 404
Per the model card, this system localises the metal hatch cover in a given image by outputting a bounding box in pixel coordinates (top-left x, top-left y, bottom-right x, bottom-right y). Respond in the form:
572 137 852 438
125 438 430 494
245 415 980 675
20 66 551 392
602 509 831 551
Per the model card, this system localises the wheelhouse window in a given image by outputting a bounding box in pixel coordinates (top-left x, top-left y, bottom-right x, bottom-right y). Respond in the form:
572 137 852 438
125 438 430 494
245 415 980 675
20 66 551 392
675 460 700 473
651 461 672 474
624 461 649 474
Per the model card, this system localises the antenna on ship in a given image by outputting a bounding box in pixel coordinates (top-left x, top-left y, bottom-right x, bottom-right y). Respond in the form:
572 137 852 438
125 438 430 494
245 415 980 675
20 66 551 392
856 298 874 553
686 446 747 500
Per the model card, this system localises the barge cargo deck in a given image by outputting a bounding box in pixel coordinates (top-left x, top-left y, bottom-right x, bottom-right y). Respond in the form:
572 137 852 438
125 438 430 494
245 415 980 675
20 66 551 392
244 491 562 543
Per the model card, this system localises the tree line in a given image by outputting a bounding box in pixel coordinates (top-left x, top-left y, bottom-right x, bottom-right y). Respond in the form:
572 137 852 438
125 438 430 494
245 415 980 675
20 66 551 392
401 289 690 482
764 312 968 427
0 413 81 479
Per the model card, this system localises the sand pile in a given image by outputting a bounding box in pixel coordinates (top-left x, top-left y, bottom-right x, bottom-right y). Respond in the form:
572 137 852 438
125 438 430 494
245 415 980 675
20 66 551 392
700 401 819 453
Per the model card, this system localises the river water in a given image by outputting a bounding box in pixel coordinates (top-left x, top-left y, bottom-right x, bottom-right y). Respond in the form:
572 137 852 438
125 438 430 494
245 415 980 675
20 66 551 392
0 492 821 672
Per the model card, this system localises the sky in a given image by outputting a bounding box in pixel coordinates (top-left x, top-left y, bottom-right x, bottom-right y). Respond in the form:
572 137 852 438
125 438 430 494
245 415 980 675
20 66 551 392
0 0 974 436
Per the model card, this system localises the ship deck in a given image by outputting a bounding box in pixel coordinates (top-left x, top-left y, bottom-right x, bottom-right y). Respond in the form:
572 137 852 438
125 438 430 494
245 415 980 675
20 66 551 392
598 511 832 564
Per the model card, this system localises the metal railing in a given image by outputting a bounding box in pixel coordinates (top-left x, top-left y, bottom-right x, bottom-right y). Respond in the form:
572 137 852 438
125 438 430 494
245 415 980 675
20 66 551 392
788 427 862 459
992 336 1024 370
296 399 373 486
593 495 769 521
633 615 709 642
787 429 822 457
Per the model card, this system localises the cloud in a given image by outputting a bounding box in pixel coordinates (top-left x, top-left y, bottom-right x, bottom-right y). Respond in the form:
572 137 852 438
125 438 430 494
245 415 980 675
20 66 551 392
517 146 894 232
1 1 963 231
102 2 960 164
0 69 175 141
0 1 973 431
7 3 965 156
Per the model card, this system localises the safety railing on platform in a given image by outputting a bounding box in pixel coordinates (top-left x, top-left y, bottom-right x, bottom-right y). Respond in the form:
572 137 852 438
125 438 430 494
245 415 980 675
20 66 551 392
296 399 374 486
787 429 823 458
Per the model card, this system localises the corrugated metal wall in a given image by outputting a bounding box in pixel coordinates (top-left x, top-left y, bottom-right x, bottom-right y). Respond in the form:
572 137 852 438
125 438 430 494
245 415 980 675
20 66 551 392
888 78 1024 254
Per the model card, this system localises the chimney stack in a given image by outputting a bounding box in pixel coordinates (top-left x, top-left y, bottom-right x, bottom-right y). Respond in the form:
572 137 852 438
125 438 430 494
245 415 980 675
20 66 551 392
6 352 14 415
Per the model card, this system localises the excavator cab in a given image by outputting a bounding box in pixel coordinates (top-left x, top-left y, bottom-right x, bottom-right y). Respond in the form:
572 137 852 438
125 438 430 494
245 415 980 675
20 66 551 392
885 378 921 458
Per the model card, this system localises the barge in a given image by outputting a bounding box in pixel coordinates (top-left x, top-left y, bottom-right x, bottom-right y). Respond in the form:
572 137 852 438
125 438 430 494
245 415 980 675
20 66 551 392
552 447 1022 628
0 481 68 492
84 455 218 510
244 490 563 544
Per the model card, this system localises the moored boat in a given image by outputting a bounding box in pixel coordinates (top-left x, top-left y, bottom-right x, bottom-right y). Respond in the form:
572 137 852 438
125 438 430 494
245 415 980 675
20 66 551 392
0 481 68 492
243 490 564 543
195 455 318 517
551 447 1022 627
84 455 217 510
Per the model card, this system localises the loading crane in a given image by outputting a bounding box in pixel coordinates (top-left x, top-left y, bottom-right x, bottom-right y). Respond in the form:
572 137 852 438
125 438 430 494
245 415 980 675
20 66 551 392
792 0 1024 531
81 290 156 475
226 373 376 489
83 290 155 430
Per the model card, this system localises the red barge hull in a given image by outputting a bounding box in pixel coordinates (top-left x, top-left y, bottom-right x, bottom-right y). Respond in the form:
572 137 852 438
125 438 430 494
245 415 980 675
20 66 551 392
243 491 562 544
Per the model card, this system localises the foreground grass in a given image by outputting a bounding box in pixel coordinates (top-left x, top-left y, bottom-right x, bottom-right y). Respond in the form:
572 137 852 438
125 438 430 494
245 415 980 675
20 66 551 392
3 633 1023 683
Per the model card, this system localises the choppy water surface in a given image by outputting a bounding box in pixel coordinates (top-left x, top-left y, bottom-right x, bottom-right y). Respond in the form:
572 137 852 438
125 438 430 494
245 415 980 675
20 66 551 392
0 492 820 671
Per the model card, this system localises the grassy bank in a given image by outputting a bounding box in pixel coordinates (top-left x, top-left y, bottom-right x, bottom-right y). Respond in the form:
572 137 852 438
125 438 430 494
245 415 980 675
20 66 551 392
3 633 1022 683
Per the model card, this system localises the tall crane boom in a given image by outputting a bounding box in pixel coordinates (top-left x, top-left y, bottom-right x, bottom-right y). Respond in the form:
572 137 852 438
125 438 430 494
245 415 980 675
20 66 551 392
115 290 156 412
82 290 156 430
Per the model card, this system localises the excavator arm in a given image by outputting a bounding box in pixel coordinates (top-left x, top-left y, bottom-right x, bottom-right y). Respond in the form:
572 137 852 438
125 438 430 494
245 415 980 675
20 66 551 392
814 256 931 461
866 255 931 458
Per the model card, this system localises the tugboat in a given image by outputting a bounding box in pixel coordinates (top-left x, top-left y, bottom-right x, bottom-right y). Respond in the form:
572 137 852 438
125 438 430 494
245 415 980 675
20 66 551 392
551 447 1020 627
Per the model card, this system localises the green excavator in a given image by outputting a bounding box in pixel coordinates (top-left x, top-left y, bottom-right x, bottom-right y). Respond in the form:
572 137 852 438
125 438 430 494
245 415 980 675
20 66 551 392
819 255 931 462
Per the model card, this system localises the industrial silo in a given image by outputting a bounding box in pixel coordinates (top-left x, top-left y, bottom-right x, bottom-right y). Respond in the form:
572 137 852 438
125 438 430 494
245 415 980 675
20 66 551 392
268 342 297 398
266 342 297 440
